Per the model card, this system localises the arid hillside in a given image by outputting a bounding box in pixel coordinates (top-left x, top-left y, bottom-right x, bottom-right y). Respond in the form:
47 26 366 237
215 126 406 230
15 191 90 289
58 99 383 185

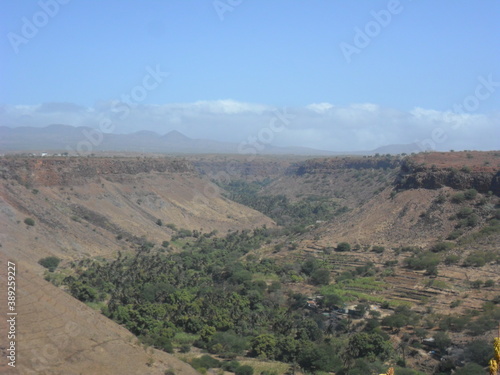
0 252 200 375
0 156 274 263
0 156 274 374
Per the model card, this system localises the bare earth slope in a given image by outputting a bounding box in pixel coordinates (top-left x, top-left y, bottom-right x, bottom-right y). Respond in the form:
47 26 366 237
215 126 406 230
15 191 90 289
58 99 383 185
0 157 274 262
0 252 200 375
0 156 274 374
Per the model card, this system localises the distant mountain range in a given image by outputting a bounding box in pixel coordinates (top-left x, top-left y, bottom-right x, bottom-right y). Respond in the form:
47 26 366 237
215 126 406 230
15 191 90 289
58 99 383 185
0 124 422 155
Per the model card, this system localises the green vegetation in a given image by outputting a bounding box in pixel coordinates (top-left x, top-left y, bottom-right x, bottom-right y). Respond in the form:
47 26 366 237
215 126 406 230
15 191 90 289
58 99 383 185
219 180 346 227
38 256 61 272
51 228 407 374
405 251 440 273
463 251 497 267
450 192 465 204
336 242 351 252
24 217 35 226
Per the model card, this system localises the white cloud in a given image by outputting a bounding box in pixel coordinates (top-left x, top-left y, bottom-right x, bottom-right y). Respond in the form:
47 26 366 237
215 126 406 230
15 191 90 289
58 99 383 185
306 102 334 113
0 101 498 152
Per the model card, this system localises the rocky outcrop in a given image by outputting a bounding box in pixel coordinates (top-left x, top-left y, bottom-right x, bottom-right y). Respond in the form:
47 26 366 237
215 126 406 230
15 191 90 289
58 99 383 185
396 159 500 195
0 157 194 187
286 157 401 175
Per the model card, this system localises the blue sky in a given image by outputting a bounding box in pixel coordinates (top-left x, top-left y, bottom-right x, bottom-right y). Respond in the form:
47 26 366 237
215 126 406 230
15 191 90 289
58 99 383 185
1 0 499 152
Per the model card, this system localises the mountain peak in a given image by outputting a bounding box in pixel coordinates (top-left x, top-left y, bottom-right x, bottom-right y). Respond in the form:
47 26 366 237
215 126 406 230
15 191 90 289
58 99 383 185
163 130 191 142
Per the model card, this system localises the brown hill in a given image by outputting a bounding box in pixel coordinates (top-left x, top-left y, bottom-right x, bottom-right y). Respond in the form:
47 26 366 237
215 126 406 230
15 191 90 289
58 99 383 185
0 252 200 375
0 156 274 263
0 156 274 374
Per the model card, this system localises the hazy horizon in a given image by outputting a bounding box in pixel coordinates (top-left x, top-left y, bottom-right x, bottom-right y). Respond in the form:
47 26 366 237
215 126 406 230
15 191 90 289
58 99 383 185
2 1 499 152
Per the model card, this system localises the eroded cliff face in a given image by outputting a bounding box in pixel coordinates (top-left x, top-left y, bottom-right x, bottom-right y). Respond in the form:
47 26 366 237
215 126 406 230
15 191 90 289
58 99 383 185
396 157 500 195
0 157 194 187
0 156 274 263
286 157 401 175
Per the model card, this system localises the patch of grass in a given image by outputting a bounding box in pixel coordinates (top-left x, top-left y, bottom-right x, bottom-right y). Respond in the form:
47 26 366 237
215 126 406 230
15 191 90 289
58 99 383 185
238 359 290 375
425 279 450 290
85 301 106 311
172 332 199 346
252 272 280 283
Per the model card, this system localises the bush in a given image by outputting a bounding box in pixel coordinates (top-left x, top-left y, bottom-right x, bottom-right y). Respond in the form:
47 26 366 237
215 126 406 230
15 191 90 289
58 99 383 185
444 255 460 265
337 242 351 252
208 331 247 356
484 279 495 287
463 251 495 267
311 269 330 285
457 207 473 218
470 280 483 289
191 355 220 370
466 214 479 227
453 363 484 375
464 189 478 200
451 193 465 203
430 242 453 253
235 365 254 375
447 230 462 240
406 251 440 271
464 339 492 366
434 194 446 204
222 360 241 372
372 246 385 254
433 331 451 351
38 256 61 272
24 217 35 226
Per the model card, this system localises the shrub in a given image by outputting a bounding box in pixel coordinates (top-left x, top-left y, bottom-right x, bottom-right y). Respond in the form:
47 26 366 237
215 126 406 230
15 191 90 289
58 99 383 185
433 331 451 351
372 246 385 254
447 230 462 240
454 363 484 375
464 189 478 200
444 255 460 265
337 242 351 252
235 365 254 375
451 193 465 203
484 279 495 287
191 355 220 370
430 242 453 253
434 194 446 204
463 251 495 267
461 214 479 227
208 331 247 356
457 207 473 218
470 280 483 289
38 256 61 272
24 217 35 226
311 269 330 285
222 360 241 372
405 252 440 271
464 339 491 366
